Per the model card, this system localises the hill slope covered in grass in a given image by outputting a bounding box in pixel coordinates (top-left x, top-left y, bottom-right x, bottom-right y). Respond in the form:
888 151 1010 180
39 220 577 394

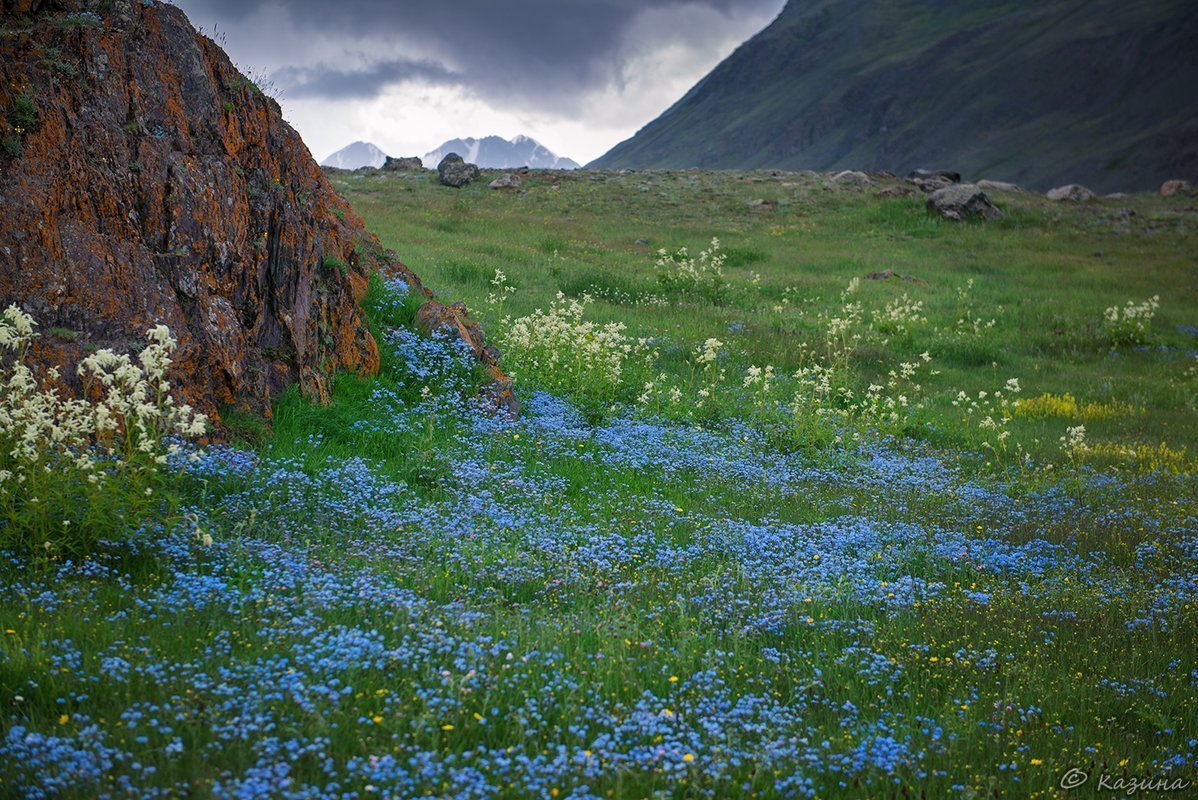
2 167 1196 797
591 0 1198 192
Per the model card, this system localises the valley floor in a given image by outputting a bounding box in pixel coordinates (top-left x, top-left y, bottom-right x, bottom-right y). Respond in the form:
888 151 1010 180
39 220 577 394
3 170 1197 797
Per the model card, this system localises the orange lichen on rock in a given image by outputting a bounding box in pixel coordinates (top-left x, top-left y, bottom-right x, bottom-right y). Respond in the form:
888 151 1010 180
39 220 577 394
0 0 471 425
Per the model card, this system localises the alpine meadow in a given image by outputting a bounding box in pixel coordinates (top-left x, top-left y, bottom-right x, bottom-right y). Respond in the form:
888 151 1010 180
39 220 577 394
2 1 1197 799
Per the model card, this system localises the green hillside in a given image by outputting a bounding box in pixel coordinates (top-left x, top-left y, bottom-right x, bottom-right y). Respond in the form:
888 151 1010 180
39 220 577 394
591 0 1198 192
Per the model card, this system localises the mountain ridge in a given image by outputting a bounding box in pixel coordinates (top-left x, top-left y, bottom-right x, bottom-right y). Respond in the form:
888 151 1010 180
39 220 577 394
322 140 388 170
590 0 1198 192
424 135 579 170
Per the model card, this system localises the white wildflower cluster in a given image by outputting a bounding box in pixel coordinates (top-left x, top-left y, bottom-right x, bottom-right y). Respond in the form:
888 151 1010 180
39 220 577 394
953 377 1024 467
787 352 935 443
486 269 517 316
500 293 640 400
954 279 996 335
655 238 727 301
743 364 776 423
821 287 863 360
688 337 727 415
0 305 207 552
789 362 844 429
581 284 669 309
857 352 934 432
872 293 927 336
1103 295 1160 346
1060 424 1087 458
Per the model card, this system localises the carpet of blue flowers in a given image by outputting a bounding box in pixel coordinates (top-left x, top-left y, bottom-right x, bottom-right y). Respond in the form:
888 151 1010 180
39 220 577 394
2 284 1196 799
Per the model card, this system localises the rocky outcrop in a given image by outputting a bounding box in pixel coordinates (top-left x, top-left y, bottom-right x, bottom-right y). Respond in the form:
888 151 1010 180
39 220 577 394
926 184 1003 221
0 0 504 424
437 153 479 188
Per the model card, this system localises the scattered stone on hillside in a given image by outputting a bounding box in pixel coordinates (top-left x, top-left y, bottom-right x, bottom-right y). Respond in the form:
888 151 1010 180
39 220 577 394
414 300 519 416
635 238 651 246
824 170 872 190
876 185 916 199
1104 193 1130 200
908 169 961 183
906 169 960 193
489 173 522 189
1160 179 1194 197
354 166 380 175
926 184 1003 221
977 179 1022 192
383 155 424 172
746 198 778 209
437 153 480 187
1046 184 1095 202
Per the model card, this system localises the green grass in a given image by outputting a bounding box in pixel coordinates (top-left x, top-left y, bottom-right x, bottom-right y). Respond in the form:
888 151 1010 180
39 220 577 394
1 168 1194 798
331 167 1198 464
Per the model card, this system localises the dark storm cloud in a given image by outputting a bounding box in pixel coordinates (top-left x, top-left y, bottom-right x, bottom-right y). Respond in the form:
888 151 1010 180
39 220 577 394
273 58 461 100
173 0 784 104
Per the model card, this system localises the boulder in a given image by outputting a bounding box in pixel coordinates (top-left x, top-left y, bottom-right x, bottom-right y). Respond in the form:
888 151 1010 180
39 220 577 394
906 169 960 193
977 179 1022 192
908 169 962 183
437 153 480 187
383 155 424 172
489 173 522 189
824 170 872 190
926 184 1003 221
1046 184 1095 202
1160 179 1194 197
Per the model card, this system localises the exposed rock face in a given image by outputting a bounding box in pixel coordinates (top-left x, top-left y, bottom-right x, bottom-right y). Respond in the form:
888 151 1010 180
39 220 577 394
1046 184 1095 202
437 153 479 188
926 184 1003 221
0 0 500 424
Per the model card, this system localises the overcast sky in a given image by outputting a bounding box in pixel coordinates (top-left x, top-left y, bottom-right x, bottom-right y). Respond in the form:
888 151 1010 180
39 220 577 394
171 0 787 165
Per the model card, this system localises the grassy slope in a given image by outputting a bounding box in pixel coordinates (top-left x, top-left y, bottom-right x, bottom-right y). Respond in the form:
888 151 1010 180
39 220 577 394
591 0 1198 193
332 167 1198 460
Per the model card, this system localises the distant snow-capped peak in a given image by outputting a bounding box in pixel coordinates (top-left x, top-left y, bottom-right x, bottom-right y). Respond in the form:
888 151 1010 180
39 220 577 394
423 135 579 170
321 141 387 170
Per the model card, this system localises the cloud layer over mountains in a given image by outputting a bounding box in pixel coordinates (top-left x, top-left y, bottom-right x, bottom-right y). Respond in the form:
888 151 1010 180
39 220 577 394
175 0 784 110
